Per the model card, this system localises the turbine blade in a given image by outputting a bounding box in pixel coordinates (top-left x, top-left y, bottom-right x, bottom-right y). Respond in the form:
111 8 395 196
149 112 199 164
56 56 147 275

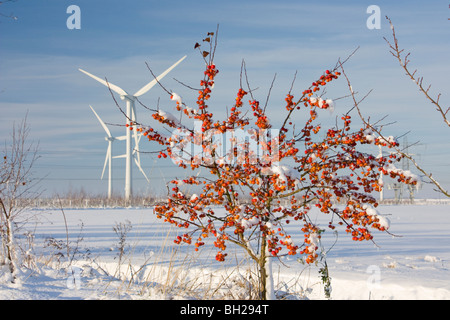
129 109 148 182
135 133 143 163
134 155 149 182
131 106 141 164
133 55 187 97
90 105 112 138
79 68 128 96
101 143 111 180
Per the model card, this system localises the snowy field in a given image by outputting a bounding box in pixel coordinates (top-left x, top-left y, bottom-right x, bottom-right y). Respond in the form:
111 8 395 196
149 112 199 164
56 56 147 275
1 204 449 301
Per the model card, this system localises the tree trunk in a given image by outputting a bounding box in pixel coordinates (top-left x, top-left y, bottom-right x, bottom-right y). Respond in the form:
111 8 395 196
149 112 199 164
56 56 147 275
5 217 16 277
2 219 17 279
264 245 275 300
0 198 16 278
259 237 275 300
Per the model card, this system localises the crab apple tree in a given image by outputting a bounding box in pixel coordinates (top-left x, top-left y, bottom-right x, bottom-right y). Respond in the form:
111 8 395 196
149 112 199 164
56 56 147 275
130 31 419 299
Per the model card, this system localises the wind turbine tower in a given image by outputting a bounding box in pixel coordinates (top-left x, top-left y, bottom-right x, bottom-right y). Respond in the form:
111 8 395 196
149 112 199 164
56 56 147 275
80 56 186 201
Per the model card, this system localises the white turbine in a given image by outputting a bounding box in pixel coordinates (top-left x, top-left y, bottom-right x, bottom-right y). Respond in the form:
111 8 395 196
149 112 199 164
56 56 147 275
89 105 125 199
90 105 149 199
80 55 186 201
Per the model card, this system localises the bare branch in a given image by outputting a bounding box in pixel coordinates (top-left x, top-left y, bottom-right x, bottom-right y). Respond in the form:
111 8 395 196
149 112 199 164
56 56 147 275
263 73 277 113
340 61 450 198
384 16 450 128
145 62 172 96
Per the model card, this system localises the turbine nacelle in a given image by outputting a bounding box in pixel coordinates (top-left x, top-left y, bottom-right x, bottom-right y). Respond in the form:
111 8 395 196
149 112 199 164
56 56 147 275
120 95 136 102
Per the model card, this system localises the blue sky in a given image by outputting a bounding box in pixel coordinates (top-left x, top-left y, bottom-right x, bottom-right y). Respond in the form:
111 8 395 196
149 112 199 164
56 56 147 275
1 0 449 199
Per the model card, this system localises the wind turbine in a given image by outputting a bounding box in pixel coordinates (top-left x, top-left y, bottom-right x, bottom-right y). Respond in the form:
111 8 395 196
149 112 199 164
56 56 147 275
80 56 186 201
90 105 150 199
89 105 124 199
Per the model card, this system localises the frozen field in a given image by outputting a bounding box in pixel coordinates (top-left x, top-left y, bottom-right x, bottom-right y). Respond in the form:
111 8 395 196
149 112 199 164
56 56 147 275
1 204 449 300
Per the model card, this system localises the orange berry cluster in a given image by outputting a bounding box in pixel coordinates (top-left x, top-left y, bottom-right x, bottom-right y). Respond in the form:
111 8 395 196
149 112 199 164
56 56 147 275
149 32 419 266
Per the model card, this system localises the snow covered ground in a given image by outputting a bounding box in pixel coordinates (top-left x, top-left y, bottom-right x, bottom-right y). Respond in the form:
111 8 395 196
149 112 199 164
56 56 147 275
1 204 449 300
